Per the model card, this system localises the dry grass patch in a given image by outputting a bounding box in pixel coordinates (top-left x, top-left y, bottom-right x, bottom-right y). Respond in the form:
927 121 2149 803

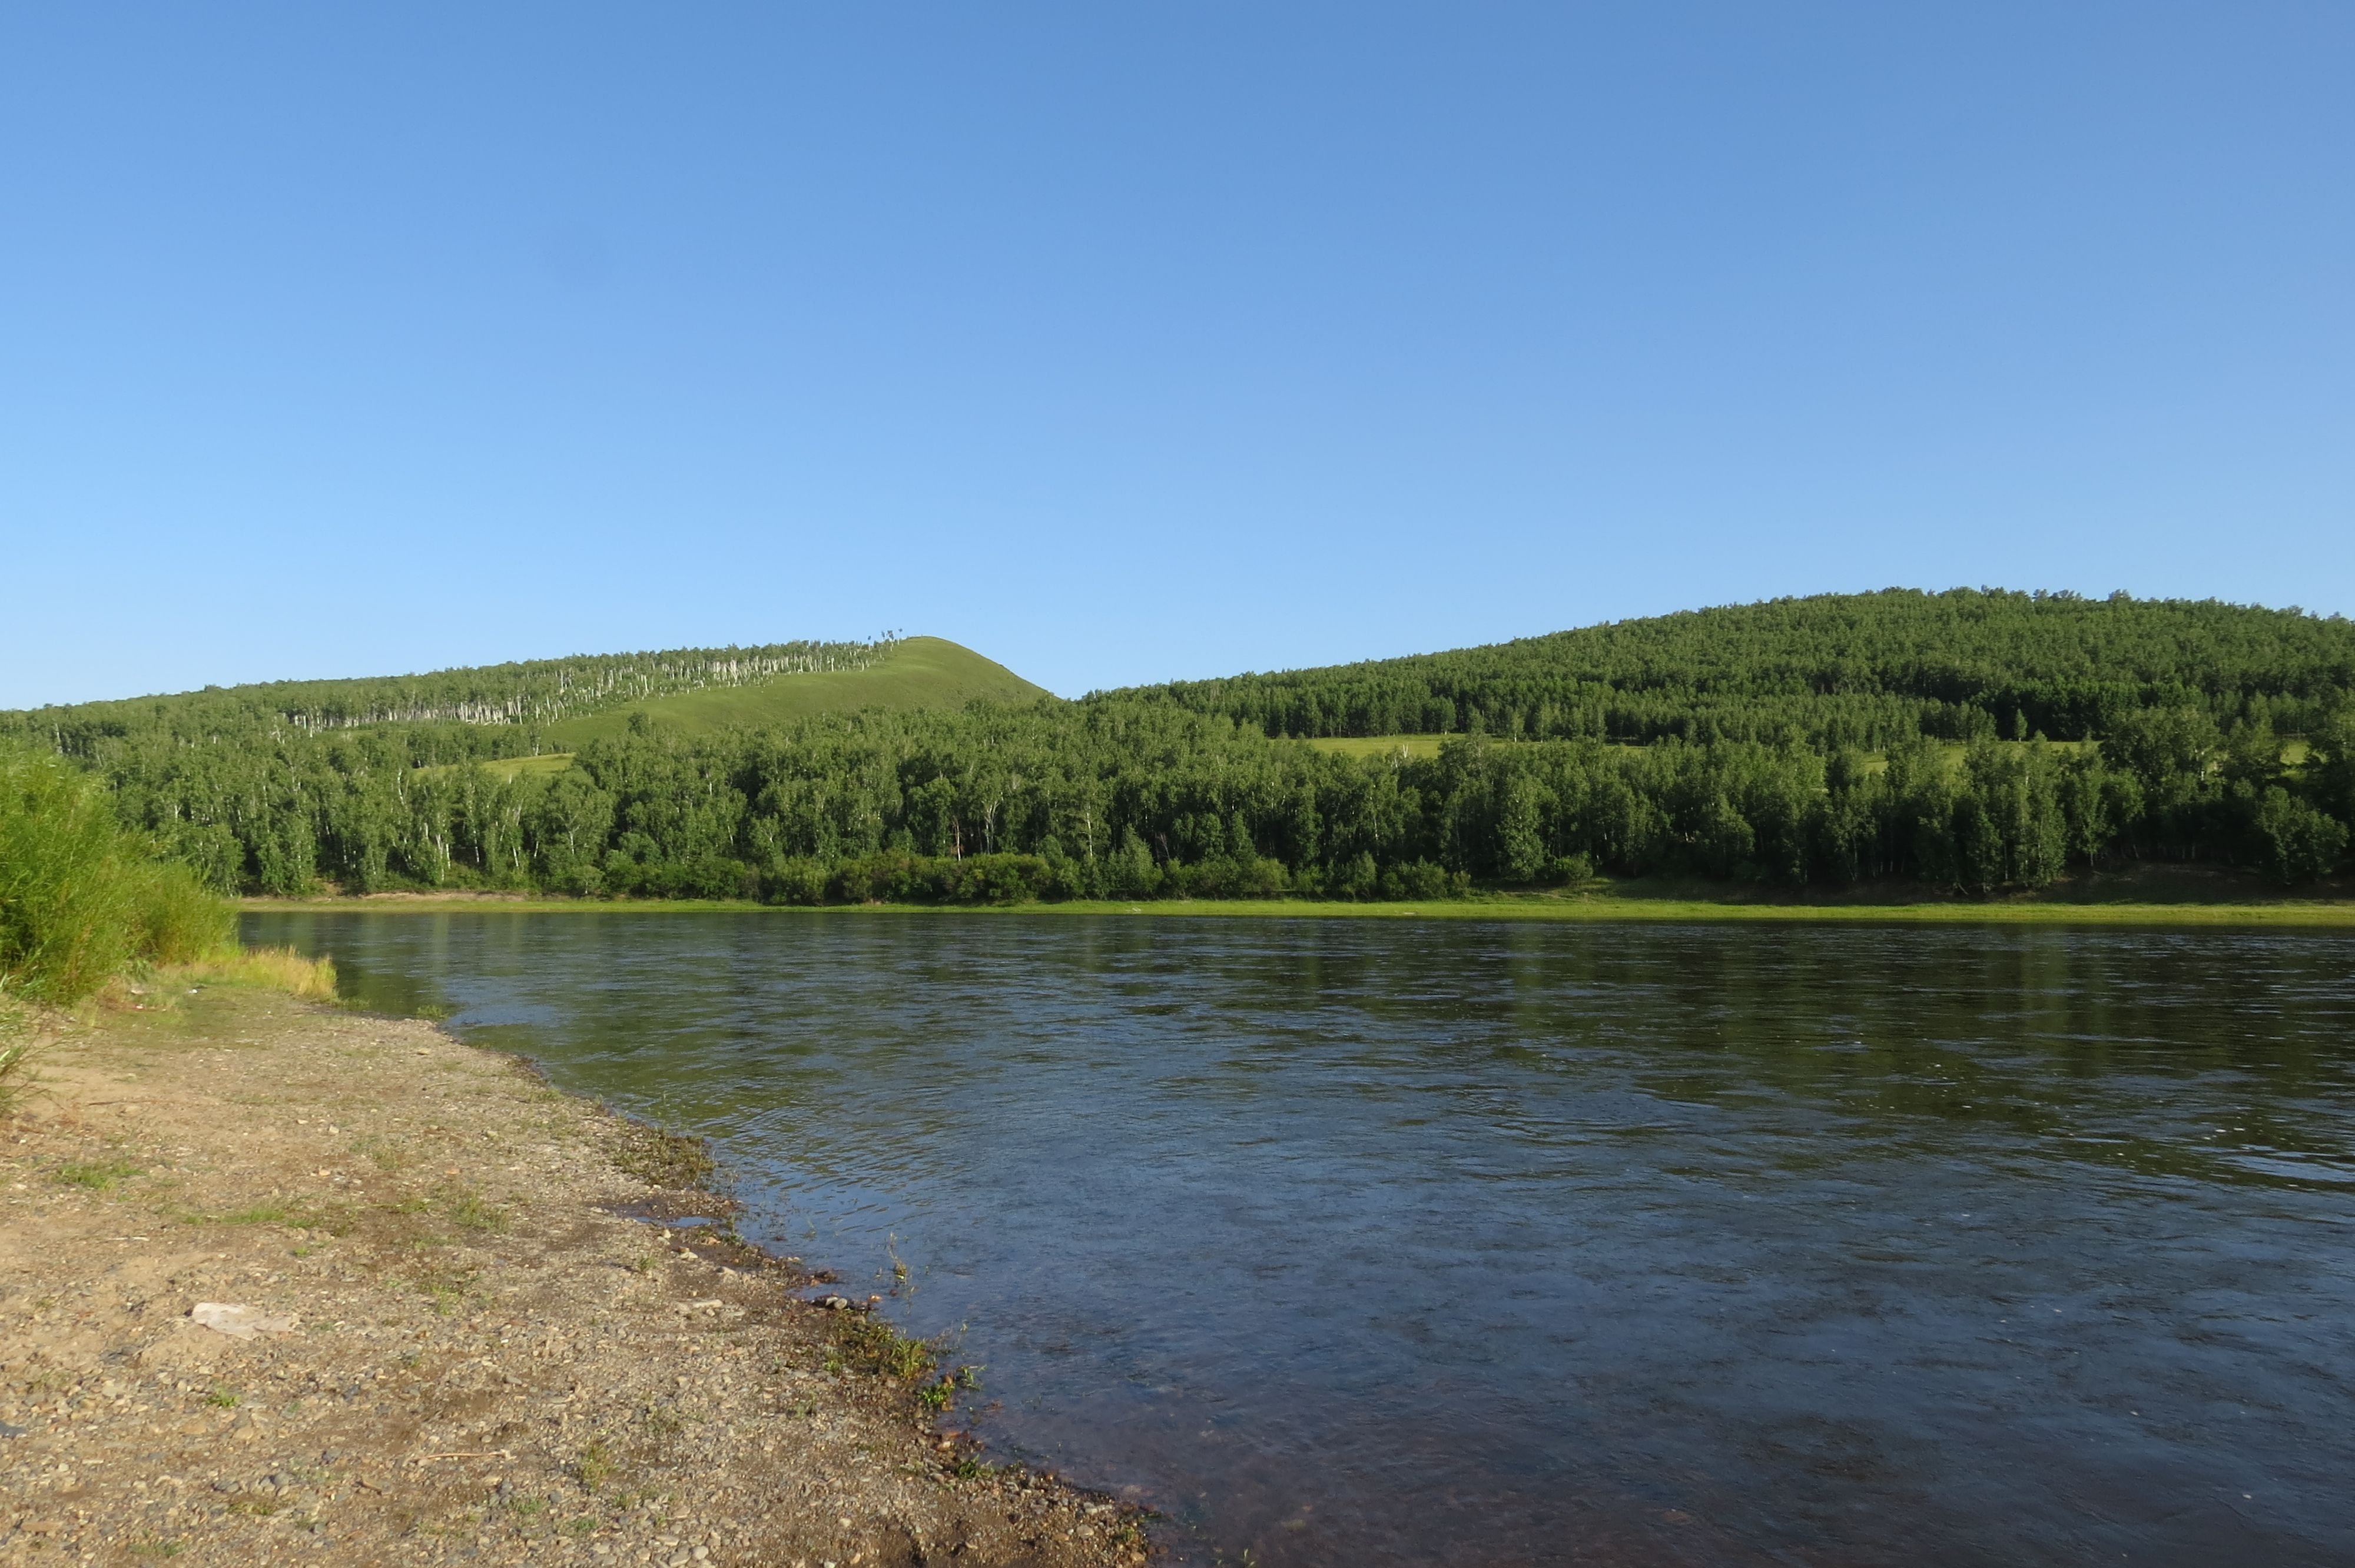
171 945 338 999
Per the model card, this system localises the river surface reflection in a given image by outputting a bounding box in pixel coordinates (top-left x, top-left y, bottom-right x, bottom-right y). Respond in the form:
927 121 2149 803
245 911 2355 1566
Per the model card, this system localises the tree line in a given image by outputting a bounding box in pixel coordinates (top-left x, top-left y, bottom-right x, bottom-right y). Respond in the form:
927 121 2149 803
77 697 2355 901
8 591 2351 901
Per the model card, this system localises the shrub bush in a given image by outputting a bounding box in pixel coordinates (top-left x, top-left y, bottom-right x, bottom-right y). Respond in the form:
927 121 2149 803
0 751 234 1001
1378 860 1470 901
761 856 831 905
941 853 1054 903
1168 855 1292 899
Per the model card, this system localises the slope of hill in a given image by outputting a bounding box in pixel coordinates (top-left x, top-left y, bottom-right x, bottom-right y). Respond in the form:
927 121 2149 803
1 636 1047 761
1107 589 2355 749
539 637 1047 745
4 636 904 752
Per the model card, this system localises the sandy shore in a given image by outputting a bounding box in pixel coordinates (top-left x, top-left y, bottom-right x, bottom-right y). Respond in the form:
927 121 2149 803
0 982 1148 1567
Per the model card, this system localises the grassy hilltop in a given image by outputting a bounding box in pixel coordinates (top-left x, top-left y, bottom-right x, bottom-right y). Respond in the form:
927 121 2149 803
539 636 1045 746
430 637 1044 777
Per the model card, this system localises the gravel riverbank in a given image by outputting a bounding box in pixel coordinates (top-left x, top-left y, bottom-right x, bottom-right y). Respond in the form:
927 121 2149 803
0 981 1147 1567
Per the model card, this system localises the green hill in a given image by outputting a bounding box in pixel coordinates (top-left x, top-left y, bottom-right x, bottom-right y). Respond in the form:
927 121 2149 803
538 637 1047 746
420 639 1046 778
16 590 2353 902
1110 589 2355 749
2 634 1049 762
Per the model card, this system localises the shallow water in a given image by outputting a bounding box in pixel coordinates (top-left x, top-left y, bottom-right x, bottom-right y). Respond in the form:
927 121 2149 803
245 911 2355 1566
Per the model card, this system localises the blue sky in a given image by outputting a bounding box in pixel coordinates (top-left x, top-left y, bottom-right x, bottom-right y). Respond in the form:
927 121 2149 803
3 3 2349 706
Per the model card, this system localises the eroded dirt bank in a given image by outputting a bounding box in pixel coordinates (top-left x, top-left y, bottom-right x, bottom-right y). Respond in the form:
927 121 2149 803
0 984 1148 1567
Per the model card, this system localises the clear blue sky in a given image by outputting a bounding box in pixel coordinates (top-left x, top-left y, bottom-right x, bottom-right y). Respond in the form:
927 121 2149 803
4 4 2349 707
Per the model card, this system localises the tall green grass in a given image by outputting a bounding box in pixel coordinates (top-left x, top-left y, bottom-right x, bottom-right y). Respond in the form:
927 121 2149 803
0 750 234 1002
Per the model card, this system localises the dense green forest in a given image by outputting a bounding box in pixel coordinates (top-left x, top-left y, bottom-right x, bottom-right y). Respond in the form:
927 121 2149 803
1116 589 2355 749
5 592 2350 901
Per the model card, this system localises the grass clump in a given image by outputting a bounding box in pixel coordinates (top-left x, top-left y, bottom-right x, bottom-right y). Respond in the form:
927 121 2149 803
831 1311 938 1382
55 1157 141 1191
918 1362 982 1410
575 1440 618 1493
612 1122 716 1190
440 1186 508 1233
184 1200 351 1234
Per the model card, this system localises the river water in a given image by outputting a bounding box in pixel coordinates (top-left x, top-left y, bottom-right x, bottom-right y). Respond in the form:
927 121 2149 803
244 911 2355 1567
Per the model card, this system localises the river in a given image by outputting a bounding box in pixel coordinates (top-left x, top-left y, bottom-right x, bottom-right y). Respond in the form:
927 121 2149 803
245 911 2355 1566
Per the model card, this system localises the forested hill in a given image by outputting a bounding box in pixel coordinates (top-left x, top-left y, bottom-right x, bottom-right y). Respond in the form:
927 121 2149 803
1107 590 2355 749
5 592 2351 902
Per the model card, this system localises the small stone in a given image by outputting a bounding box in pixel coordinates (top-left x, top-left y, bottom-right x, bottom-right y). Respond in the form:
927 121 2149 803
191 1303 296 1340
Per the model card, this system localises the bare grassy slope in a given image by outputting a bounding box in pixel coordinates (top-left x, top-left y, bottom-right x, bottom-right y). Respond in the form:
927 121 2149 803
540 637 1050 746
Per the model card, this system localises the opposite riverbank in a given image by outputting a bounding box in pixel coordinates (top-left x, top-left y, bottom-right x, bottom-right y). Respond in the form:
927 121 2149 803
238 886 2355 928
0 980 1147 1567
